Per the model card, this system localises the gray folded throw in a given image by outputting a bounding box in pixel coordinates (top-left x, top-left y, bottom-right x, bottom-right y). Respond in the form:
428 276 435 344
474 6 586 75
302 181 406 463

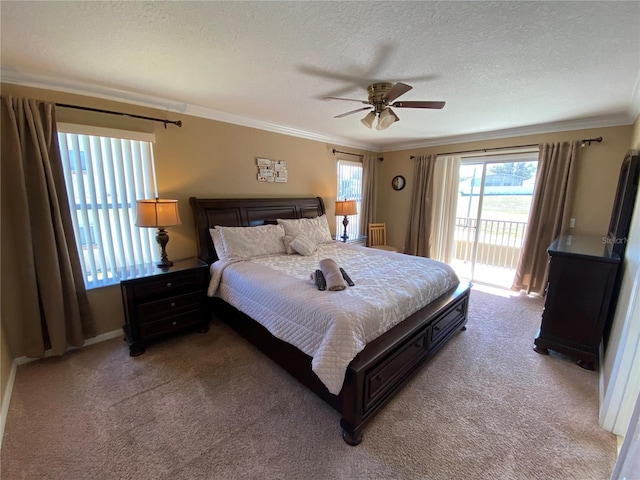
319 258 347 291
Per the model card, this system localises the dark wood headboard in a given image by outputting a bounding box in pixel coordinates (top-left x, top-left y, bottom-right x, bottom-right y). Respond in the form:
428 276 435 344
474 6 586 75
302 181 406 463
189 196 326 264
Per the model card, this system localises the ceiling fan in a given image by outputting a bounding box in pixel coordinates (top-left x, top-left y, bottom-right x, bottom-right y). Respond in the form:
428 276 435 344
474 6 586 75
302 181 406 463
325 82 445 130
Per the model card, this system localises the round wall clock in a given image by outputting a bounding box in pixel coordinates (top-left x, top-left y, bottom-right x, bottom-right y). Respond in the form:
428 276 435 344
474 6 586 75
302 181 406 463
392 175 406 191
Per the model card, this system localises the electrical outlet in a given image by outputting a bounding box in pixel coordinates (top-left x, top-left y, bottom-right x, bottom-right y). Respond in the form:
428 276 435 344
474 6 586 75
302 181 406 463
569 218 575 228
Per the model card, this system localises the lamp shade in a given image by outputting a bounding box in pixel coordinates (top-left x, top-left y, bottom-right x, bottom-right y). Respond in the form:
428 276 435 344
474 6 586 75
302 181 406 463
135 199 182 228
376 108 397 130
360 111 376 129
335 200 358 216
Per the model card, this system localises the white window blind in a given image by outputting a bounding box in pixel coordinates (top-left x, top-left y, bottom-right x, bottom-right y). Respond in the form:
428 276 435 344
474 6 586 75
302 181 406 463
57 125 158 288
336 160 363 239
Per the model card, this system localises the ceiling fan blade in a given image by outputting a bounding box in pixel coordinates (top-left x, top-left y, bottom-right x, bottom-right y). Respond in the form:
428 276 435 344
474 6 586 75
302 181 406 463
299 65 364 84
334 106 372 118
392 101 446 109
324 96 369 104
384 82 412 102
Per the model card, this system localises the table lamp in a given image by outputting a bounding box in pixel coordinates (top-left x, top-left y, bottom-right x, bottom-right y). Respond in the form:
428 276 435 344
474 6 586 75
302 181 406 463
335 199 358 242
135 198 182 267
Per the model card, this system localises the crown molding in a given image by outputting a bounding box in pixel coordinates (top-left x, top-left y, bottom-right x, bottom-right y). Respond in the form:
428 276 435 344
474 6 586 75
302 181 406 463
179 102 372 150
0 66 373 151
2 66 635 154
381 114 634 153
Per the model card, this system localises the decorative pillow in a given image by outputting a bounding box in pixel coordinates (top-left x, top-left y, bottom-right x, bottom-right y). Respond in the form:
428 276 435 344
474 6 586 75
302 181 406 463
216 224 286 259
289 233 317 256
208 228 228 261
277 215 333 245
282 235 296 255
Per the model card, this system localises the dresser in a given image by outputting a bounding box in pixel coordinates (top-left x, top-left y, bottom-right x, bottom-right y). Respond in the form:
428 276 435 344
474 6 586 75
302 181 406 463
120 257 209 356
533 235 620 370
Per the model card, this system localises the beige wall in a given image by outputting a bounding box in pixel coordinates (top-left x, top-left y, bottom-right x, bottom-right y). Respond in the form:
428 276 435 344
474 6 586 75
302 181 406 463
377 126 633 250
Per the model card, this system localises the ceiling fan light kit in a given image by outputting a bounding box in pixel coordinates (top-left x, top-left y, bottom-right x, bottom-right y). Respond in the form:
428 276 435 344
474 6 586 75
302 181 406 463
327 82 445 130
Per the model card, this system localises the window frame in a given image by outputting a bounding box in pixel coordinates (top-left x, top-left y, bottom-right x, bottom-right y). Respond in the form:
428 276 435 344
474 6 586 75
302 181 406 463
336 159 363 239
57 123 159 289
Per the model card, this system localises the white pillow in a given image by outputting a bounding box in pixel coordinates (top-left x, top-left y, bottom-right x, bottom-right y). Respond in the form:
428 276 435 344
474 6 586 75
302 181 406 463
208 228 228 261
282 235 296 255
289 233 317 256
277 215 333 245
216 224 286 259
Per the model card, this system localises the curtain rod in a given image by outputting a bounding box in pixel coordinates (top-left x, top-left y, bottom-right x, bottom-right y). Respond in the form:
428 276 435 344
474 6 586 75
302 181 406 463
409 137 603 159
55 103 183 128
332 149 383 161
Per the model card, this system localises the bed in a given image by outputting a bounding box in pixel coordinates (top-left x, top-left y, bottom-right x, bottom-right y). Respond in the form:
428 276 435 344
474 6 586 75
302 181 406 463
190 196 471 445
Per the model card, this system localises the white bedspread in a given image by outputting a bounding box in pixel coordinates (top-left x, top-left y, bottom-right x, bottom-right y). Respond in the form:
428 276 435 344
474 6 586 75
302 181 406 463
208 242 459 394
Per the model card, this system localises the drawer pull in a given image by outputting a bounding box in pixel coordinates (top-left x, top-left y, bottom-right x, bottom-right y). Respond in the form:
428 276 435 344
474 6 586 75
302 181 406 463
172 321 177 326
375 374 384 383
434 326 441 332
170 302 176 307
166 282 172 288
414 341 422 349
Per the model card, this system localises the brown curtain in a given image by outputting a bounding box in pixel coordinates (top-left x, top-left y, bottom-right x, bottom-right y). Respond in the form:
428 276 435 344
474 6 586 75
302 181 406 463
512 141 579 295
359 155 378 234
404 154 437 257
1 96 94 357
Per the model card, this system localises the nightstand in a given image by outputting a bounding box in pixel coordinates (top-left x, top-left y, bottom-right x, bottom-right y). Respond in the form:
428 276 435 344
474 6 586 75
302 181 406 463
119 257 209 356
335 235 367 246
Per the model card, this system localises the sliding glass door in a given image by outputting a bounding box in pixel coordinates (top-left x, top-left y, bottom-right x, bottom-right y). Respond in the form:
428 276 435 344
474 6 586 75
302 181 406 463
453 153 538 288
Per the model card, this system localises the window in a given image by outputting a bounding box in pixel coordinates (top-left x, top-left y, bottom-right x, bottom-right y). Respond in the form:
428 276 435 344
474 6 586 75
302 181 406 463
57 124 158 288
336 160 363 239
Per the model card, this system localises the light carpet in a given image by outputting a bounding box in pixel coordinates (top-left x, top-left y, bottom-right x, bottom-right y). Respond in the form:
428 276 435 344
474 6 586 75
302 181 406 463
0 288 616 479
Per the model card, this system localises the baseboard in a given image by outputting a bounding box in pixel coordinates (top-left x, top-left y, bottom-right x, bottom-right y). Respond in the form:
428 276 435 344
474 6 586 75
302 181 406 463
14 329 123 366
0 360 17 450
1 328 123 449
84 329 124 346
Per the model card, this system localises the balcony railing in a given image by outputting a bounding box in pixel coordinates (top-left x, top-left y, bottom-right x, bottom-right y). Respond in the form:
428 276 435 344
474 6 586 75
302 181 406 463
454 217 528 269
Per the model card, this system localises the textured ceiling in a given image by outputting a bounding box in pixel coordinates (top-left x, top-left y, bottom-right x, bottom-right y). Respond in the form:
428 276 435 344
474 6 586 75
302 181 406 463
1 1 639 151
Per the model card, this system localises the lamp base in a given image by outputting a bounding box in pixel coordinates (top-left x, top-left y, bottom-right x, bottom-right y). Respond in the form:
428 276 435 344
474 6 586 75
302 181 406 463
341 216 349 242
157 259 174 268
156 228 174 268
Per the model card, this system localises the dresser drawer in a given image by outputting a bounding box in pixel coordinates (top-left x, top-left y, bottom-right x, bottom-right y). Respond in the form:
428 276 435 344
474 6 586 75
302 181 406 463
137 291 204 324
132 270 204 299
431 297 466 345
364 330 429 410
139 311 204 339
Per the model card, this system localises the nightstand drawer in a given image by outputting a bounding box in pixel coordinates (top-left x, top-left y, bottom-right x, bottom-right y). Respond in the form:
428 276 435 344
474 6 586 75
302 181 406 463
137 291 204 323
133 270 203 298
139 311 204 338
